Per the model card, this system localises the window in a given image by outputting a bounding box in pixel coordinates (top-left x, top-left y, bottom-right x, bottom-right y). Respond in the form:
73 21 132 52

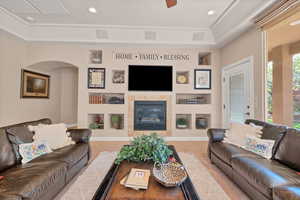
266 61 273 123
293 54 300 129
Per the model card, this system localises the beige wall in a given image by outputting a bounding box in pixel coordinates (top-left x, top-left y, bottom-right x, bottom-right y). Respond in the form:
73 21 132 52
0 30 78 126
60 67 78 124
220 28 265 120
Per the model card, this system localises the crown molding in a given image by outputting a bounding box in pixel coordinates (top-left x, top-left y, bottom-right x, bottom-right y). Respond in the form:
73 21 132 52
0 7 216 46
0 7 29 39
213 0 279 48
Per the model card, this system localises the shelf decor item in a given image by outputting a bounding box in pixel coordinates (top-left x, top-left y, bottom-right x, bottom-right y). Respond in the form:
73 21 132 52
112 70 125 84
88 114 104 129
89 50 102 64
111 114 123 129
198 53 211 65
115 133 173 165
88 68 105 89
176 71 189 84
21 69 50 98
194 69 211 89
196 117 208 129
176 118 188 129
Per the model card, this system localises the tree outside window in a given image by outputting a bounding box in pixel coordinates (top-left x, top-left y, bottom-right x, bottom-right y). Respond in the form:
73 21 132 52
266 61 273 123
293 54 300 129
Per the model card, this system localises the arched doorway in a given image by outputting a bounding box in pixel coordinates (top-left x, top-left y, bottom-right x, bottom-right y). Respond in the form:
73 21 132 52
27 61 79 126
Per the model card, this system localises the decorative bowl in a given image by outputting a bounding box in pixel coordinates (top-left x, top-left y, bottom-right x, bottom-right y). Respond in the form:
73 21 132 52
152 162 187 187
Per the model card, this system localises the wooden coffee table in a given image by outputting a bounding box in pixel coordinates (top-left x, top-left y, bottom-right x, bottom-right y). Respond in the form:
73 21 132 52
92 146 200 200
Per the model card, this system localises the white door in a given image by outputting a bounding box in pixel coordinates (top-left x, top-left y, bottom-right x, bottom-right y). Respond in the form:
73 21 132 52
222 57 254 128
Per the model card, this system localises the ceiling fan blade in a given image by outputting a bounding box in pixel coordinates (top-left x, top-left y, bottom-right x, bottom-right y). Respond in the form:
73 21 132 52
166 0 177 8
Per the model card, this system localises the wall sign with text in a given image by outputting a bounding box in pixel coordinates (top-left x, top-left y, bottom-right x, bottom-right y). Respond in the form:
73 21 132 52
113 52 190 61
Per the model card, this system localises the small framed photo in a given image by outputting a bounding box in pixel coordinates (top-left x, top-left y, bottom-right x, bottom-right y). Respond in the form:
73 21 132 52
21 69 50 98
88 68 105 89
89 50 102 64
112 70 125 84
194 69 211 89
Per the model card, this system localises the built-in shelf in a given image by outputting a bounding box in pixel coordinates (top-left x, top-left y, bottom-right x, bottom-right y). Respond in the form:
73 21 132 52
88 114 104 130
110 114 124 130
176 94 211 104
198 53 211 65
176 114 192 129
89 93 125 104
195 114 211 129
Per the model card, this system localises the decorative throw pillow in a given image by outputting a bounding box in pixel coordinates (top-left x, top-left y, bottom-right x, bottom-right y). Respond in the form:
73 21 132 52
29 123 74 150
224 122 263 148
19 141 52 164
244 136 275 159
6 126 34 163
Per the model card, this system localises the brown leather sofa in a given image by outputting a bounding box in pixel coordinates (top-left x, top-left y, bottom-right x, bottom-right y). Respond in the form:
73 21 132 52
0 119 91 200
208 119 300 200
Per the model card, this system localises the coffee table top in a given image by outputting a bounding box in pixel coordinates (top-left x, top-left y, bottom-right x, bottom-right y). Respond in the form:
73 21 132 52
92 145 200 200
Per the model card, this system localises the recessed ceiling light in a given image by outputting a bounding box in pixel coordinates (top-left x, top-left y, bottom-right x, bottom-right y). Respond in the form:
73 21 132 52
208 10 215 16
88 7 97 13
26 16 34 22
290 20 300 26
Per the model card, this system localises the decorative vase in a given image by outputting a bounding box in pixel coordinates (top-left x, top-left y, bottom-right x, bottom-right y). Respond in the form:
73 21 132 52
196 118 208 129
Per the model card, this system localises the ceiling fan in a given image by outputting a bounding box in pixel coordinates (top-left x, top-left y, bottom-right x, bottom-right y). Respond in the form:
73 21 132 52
166 0 177 8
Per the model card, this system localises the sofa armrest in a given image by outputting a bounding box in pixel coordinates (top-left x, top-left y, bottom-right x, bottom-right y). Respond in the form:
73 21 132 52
207 128 226 143
67 128 91 144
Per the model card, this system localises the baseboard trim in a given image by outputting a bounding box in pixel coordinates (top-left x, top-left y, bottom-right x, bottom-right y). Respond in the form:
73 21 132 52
90 136 208 142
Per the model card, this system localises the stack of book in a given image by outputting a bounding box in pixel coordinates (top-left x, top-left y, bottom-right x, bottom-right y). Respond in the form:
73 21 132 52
89 95 104 104
120 168 150 190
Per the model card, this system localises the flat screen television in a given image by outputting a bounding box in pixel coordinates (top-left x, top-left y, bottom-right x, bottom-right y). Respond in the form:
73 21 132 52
128 65 173 91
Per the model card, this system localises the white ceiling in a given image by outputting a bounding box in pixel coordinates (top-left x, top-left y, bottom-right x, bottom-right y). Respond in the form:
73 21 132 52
0 0 278 46
0 0 234 28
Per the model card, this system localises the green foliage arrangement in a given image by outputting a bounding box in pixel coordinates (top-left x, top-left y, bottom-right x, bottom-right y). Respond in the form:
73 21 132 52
115 133 173 165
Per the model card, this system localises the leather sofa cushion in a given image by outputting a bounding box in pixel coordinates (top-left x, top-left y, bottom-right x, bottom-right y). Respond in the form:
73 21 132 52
245 119 287 140
0 119 52 172
232 156 300 198
0 161 67 199
273 184 300 200
274 129 300 171
210 142 262 165
261 124 287 140
0 193 22 200
31 143 89 168
0 129 16 172
6 126 34 163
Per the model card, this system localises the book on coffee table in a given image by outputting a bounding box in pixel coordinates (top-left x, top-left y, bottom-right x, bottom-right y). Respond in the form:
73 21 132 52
120 168 150 190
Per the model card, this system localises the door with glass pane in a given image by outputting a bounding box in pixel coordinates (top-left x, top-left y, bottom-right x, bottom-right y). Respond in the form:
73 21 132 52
222 58 253 128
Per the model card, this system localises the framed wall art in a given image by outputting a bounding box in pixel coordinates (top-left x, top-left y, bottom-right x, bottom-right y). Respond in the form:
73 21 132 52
88 68 105 89
112 70 125 84
194 69 211 89
21 69 50 98
89 50 102 64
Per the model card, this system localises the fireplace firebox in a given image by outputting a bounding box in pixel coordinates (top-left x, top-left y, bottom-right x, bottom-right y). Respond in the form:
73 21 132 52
134 101 167 130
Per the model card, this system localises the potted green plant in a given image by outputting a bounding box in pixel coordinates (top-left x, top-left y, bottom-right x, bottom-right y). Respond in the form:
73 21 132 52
115 133 173 165
176 118 188 129
111 115 121 129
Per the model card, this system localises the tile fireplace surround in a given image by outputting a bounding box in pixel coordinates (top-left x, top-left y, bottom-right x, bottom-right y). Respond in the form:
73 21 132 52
134 101 167 131
128 95 172 136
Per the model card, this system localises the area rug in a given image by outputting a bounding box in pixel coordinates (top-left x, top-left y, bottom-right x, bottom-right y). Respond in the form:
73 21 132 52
56 152 230 200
